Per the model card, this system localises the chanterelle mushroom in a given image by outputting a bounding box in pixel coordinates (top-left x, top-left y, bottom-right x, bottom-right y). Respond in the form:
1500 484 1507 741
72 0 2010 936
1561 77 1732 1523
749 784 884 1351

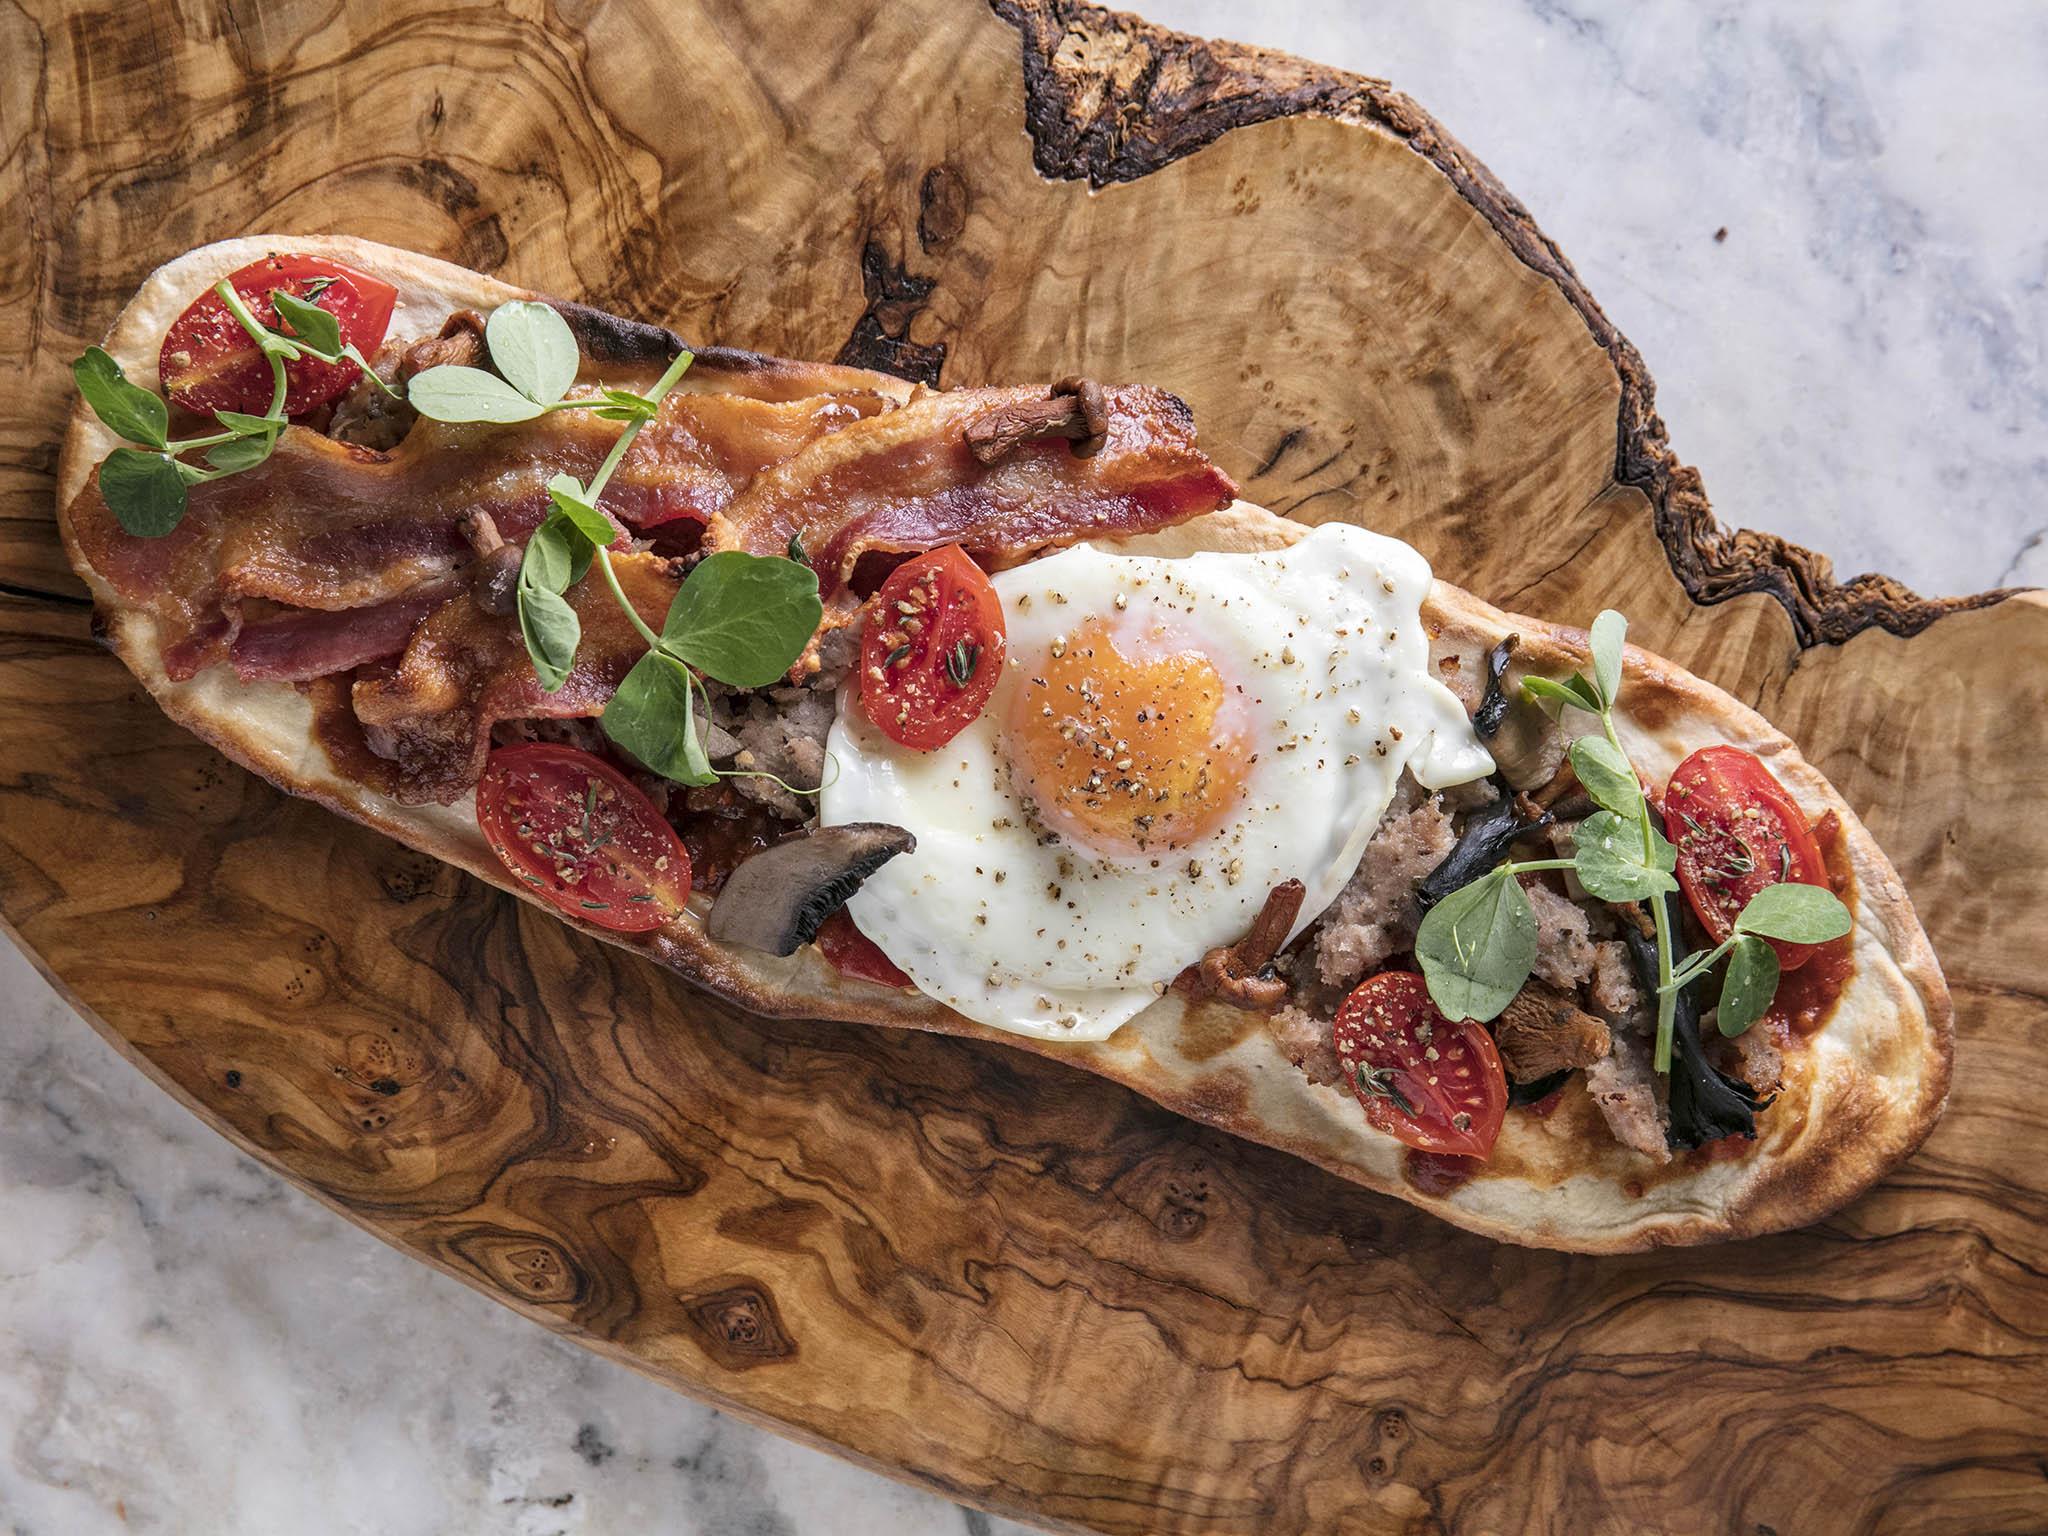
1493 980 1611 1080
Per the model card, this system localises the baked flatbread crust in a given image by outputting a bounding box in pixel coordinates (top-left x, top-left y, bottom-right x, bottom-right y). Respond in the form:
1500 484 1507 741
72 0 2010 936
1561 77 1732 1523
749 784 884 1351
57 237 1952 1252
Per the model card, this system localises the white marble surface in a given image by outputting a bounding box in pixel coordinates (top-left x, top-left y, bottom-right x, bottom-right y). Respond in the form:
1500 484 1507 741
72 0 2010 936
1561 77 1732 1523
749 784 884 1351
5 4 2043 1533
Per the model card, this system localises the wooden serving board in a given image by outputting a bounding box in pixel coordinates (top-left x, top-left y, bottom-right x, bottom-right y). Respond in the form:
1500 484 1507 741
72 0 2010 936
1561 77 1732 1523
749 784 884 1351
4 3 2044 1531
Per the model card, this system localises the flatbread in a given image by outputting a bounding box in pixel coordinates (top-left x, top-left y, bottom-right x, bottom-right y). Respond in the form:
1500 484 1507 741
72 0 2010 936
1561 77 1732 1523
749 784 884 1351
57 236 1952 1252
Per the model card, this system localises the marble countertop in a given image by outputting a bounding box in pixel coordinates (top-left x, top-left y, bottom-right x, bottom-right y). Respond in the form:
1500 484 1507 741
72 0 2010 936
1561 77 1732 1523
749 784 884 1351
4 3 2041 1533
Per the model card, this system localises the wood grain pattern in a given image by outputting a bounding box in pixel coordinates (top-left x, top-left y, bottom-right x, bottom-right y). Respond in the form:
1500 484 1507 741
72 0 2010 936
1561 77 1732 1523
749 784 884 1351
2 2 2043 1531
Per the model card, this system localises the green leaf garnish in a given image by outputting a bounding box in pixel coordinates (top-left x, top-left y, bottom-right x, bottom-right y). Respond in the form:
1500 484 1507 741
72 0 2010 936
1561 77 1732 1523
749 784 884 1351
518 583 581 693
1566 734 1641 819
485 301 581 407
269 288 344 357
1734 881 1852 944
1589 608 1626 709
74 348 169 449
659 550 823 689
1716 935 1779 1037
204 431 278 474
97 448 189 537
545 474 616 547
1414 868 1537 1023
602 650 715 785
1570 809 1678 903
1520 673 1602 715
406 365 548 424
214 408 284 435
527 511 596 590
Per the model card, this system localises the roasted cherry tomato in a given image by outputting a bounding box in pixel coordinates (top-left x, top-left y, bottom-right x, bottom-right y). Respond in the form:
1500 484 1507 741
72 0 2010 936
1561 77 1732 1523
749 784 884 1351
159 254 398 418
815 909 913 987
475 744 691 933
1334 972 1507 1160
858 545 1006 750
1663 745 1830 971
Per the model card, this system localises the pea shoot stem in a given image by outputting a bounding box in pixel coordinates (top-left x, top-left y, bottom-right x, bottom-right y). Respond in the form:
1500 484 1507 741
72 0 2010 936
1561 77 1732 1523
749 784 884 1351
1598 703 1679 1071
583 347 694 653
214 279 294 425
1660 933 1740 994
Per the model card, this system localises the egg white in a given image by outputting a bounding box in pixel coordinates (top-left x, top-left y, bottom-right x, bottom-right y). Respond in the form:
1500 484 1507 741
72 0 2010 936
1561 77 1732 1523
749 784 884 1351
819 523 1493 1042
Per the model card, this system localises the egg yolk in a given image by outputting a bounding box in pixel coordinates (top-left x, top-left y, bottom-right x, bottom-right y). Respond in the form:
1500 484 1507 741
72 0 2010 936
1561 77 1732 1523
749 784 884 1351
1008 616 1249 854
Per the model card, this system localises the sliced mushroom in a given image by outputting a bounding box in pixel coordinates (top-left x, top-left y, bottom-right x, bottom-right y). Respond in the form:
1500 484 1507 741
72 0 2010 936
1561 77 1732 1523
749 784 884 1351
401 308 488 379
705 822 915 956
1488 687 1567 791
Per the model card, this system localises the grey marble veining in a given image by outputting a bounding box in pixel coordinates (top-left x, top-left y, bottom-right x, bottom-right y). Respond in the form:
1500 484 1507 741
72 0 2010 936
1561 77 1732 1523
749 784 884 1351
5 4 2041 1533
0 934 1035 1534
1156 0 2048 599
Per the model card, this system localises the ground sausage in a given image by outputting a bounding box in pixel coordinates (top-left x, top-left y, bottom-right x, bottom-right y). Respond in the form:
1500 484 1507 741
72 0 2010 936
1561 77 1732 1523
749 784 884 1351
1526 880 1600 989
1267 1004 1345 1088
1583 1026 1671 1162
1305 781 1456 997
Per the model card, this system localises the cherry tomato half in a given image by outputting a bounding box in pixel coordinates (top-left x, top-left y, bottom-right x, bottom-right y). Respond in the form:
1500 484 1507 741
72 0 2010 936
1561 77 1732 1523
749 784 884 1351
159 254 398 418
815 908 913 987
1663 745 1830 971
475 744 691 933
1333 972 1507 1160
858 545 1006 751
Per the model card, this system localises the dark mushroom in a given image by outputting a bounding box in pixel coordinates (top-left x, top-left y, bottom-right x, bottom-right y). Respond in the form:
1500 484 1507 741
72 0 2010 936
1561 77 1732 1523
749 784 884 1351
1417 774 1553 909
1474 633 1518 738
1506 1069 1572 1108
1621 906 1772 1149
705 822 915 956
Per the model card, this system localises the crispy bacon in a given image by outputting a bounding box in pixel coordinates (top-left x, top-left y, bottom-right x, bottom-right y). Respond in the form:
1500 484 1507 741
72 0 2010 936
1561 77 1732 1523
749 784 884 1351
348 387 1235 802
351 554 683 804
67 391 889 664
706 385 1237 598
230 577 467 683
77 329 1235 805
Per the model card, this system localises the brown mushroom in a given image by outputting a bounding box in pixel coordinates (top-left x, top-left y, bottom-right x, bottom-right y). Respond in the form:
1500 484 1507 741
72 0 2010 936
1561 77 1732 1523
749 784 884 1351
1492 981 1611 1080
706 823 915 956
401 308 488 379
459 509 523 617
1187 879 1306 1012
963 376 1110 464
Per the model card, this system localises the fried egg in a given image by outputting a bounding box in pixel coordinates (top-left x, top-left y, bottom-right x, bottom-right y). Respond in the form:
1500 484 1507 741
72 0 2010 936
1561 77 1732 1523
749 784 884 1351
819 522 1493 1041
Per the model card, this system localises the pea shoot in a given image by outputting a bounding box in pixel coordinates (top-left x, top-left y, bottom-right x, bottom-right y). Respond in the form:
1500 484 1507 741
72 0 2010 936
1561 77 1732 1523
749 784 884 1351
76 287 824 795
72 279 398 537
405 301 824 790
1414 609 1851 1072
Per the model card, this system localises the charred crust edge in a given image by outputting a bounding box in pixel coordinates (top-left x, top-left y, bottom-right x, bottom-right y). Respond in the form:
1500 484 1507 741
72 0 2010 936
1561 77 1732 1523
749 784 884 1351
988 0 2019 645
550 299 688 367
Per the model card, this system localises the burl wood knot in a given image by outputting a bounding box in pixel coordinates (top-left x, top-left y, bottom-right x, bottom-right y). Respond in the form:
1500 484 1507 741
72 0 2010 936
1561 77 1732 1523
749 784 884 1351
452 1229 585 1306
683 1281 797 1370
334 1030 426 1133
